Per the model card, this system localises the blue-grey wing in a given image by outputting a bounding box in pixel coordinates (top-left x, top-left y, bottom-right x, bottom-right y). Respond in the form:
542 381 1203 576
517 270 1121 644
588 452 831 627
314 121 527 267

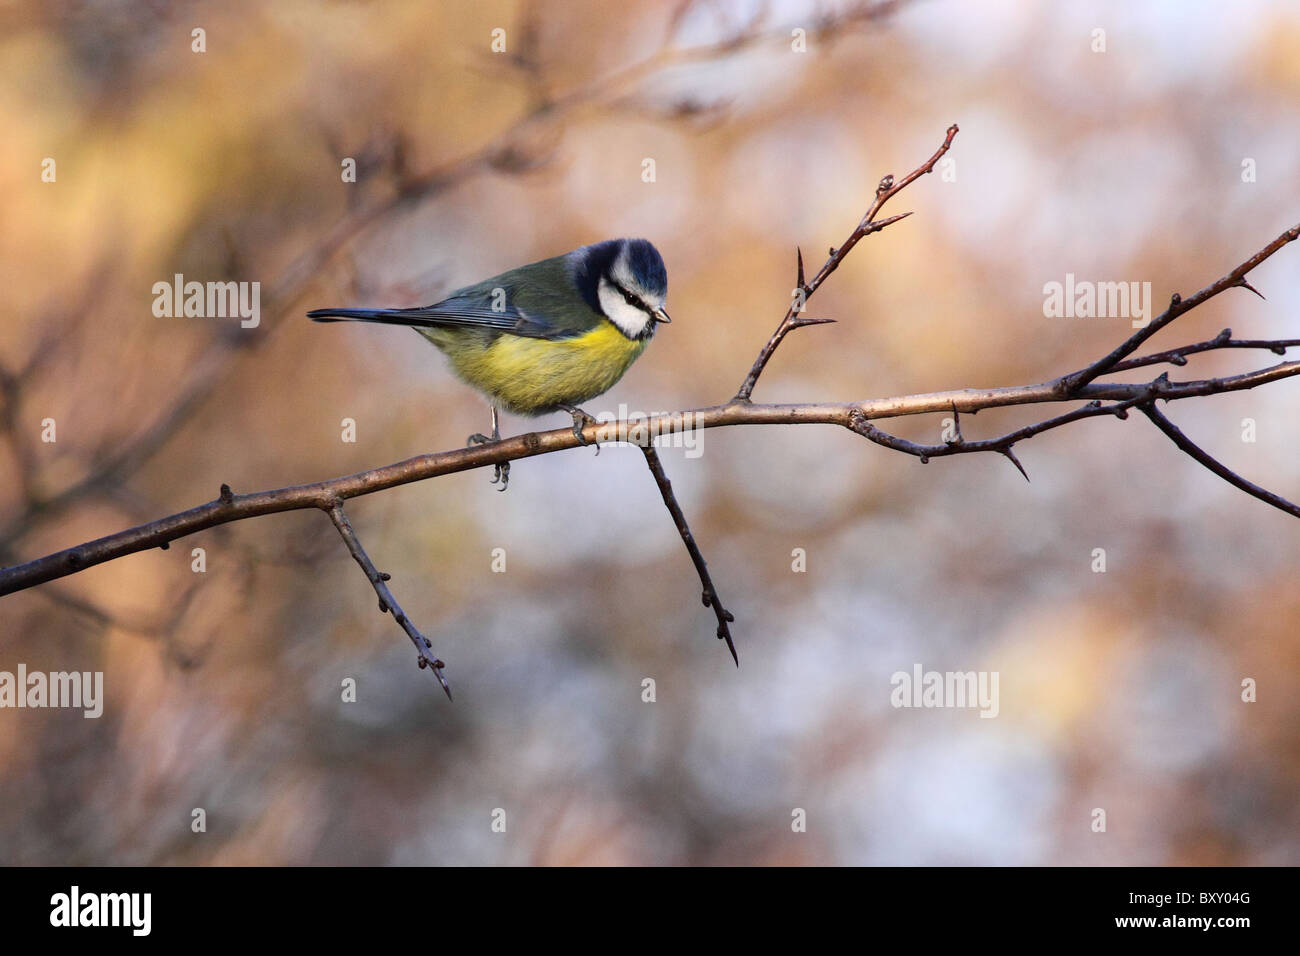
420 290 563 339
307 298 565 340
308 254 601 339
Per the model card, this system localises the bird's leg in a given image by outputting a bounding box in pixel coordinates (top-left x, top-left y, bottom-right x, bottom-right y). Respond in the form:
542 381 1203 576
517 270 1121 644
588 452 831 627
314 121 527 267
466 406 510 490
558 403 601 454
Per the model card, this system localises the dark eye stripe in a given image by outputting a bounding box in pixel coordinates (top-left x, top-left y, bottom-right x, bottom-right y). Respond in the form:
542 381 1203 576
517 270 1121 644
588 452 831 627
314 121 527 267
612 281 652 315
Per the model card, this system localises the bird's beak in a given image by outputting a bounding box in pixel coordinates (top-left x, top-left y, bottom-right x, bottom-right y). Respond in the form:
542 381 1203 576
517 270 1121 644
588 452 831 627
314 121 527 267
653 308 671 324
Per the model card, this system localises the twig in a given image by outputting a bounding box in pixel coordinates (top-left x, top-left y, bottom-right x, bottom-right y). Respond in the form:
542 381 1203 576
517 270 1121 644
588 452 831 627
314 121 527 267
1108 329 1300 373
1056 223 1300 394
639 445 737 665
845 397 1149 480
1139 403 1300 519
325 500 452 699
733 123 959 401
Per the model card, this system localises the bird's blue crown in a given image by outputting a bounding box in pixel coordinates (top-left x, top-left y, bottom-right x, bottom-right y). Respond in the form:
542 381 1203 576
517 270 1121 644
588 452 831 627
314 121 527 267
571 238 667 310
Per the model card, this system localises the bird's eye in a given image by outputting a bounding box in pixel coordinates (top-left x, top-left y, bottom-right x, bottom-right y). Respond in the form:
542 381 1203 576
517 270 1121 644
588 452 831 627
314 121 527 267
622 289 637 306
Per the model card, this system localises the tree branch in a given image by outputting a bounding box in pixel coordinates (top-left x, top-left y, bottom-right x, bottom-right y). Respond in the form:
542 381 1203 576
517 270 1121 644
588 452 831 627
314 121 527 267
1108 329 1300 373
1139 403 1300 519
5 123 1298 702
1055 224 1300 394
326 500 452 699
640 445 737 664
5 354 1297 598
733 123 959 401
844 397 1149 480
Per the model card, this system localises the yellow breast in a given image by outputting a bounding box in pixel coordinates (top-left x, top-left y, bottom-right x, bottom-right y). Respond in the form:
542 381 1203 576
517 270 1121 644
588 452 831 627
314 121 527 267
426 322 650 416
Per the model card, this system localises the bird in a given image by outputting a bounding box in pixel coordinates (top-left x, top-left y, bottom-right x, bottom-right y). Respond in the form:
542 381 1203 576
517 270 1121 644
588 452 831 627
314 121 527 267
308 238 670 489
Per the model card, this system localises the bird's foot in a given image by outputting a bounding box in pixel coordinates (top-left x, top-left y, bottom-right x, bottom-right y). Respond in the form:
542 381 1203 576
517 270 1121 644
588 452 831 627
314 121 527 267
466 432 510 491
559 404 601 454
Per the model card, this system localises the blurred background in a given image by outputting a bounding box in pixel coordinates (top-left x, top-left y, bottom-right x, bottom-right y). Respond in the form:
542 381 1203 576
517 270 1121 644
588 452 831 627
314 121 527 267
1 0 1298 865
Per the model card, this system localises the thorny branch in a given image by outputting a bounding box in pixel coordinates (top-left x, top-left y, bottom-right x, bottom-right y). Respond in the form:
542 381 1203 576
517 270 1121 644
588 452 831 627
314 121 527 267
1054 223 1300 394
1106 330 1300 374
640 446 737 665
1138 404 1300 520
326 500 452 699
734 123 960 402
4 122 1300 699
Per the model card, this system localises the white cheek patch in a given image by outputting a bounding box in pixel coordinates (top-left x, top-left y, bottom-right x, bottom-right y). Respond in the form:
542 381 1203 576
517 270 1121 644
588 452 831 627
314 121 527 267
598 276 652 338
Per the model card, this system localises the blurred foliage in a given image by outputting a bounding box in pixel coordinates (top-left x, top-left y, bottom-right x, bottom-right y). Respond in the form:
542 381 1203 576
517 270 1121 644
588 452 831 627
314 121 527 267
1 0 1298 864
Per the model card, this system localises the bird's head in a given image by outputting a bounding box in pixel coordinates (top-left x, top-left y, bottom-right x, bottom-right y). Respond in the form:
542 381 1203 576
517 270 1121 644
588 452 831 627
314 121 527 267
573 238 671 340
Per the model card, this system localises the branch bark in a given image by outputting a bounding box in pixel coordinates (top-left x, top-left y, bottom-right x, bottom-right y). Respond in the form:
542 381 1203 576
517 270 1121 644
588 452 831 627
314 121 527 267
1139 403 1300 519
4 357 1296 597
640 445 737 665
734 123 960 402
326 501 452 699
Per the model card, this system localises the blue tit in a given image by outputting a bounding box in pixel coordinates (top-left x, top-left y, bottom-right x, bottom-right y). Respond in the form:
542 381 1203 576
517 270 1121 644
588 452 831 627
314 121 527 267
308 238 671 489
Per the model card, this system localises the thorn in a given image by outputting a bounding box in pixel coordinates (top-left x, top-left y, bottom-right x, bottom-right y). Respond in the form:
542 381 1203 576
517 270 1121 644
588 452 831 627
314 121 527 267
863 212 913 233
1215 328 1232 343
1238 279 1266 300
790 316 837 328
719 627 739 667
420 657 454 701
796 246 805 289
1001 447 1030 482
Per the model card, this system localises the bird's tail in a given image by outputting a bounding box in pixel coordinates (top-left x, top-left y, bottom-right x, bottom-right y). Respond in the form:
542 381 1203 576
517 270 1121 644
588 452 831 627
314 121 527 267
306 306 449 329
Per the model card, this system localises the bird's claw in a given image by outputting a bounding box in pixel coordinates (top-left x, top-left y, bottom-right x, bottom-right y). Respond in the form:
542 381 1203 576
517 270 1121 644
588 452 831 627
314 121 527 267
562 405 601 454
467 431 510 490
491 461 510 491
